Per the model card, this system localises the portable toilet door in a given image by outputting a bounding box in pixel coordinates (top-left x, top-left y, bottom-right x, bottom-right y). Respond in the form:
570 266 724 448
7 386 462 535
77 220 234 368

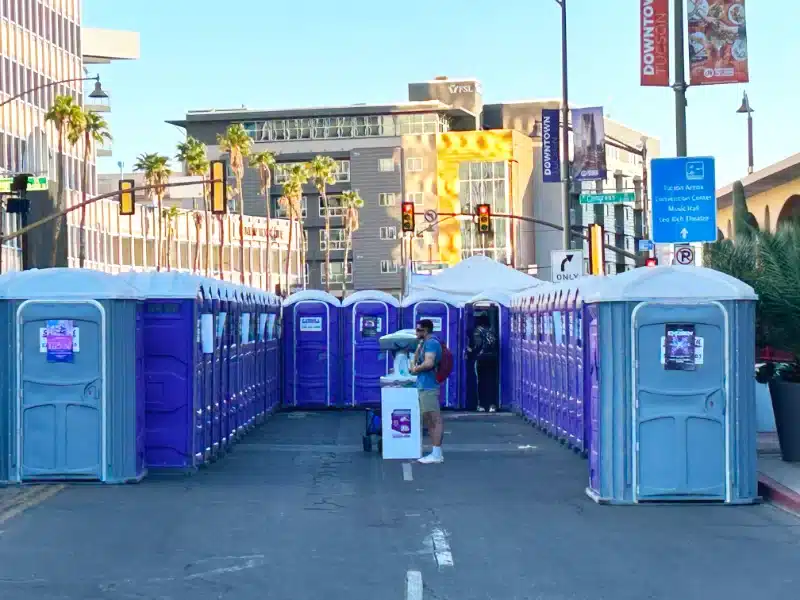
217 286 230 453
228 287 243 440
265 296 281 413
241 291 255 429
255 294 267 421
343 291 400 408
564 286 579 451
555 289 569 442
284 290 341 408
402 292 461 409
463 291 511 411
201 283 215 465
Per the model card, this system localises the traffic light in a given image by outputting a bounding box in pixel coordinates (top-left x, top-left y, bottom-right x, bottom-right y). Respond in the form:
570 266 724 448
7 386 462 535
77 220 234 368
6 173 32 214
588 223 605 276
119 179 135 216
10 173 31 194
401 202 415 233
645 257 658 267
210 160 228 215
477 204 491 233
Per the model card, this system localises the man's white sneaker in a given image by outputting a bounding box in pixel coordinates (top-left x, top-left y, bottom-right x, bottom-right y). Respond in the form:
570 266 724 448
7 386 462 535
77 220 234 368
418 453 444 464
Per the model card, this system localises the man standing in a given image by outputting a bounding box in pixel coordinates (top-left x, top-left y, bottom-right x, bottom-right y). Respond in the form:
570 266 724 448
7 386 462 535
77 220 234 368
409 319 444 464
466 314 499 412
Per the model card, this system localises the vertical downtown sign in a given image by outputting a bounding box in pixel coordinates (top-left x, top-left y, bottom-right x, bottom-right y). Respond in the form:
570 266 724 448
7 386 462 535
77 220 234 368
541 109 561 183
640 0 670 86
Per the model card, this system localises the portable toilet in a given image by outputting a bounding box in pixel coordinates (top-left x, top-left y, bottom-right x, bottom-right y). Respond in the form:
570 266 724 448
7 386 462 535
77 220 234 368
462 291 512 412
0 268 146 484
582 266 759 505
264 293 282 413
401 290 461 409
283 290 342 408
121 271 219 471
342 290 400 408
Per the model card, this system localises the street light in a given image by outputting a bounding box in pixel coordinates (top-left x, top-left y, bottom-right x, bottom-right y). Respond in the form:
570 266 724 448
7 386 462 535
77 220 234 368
736 91 755 175
554 0 571 250
0 74 106 108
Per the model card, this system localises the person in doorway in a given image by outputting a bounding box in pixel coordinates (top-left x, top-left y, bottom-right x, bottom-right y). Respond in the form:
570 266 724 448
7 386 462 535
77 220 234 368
409 319 444 464
467 314 499 412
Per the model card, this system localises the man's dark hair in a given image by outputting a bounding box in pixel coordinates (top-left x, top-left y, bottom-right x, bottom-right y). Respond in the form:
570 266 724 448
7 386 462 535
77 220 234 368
417 319 434 333
475 314 490 328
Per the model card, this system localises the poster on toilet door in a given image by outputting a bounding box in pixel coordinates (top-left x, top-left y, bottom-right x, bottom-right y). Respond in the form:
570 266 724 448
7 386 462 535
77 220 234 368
664 324 696 371
42 319 77 363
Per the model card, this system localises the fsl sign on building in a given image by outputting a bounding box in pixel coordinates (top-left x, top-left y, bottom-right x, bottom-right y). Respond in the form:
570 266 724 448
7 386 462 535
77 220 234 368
541 109 561 183
640 0 669 86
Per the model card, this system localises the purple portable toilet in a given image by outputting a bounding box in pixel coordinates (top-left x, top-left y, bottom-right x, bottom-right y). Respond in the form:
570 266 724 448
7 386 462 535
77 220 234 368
216 285 230 453
121 272 222 471
265 293 281 413
254 291 267 422
509 296 522 415
564 286 579 449
283 290 342 408
342 290 400 408
463 291 511 412
555 288 569 443
402 291 461 409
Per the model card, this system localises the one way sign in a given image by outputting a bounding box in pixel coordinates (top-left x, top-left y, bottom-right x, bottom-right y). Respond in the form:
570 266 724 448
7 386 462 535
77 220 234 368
550 249 585 283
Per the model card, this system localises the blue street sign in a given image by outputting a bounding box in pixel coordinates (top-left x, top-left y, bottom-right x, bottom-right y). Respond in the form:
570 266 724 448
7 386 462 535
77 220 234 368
638 239 654 252
651 157 717 244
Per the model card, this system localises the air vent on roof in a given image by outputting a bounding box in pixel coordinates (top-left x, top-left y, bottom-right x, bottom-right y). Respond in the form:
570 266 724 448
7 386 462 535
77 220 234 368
434 76 448 81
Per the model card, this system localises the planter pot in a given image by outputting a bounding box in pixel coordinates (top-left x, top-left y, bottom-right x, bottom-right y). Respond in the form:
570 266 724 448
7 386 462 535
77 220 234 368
768 379 800 463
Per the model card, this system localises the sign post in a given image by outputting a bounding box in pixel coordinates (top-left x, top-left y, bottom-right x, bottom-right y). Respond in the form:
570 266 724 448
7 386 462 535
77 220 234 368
550 249 585 283
651 157 717 244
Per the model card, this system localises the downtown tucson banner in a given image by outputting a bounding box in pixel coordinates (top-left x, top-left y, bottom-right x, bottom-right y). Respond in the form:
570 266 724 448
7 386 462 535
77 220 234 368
541 108 561 183
571 107 607 182
688 0 749 85
640 0 670 86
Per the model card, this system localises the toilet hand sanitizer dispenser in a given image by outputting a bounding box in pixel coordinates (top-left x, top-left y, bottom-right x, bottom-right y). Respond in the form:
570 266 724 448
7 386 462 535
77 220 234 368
379 329 418 387
378 329 422 460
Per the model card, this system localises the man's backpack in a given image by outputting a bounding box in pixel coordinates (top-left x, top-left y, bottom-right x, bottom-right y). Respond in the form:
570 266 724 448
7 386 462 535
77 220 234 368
435 339 454 384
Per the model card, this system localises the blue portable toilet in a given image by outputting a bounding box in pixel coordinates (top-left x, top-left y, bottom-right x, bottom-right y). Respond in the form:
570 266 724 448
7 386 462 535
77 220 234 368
582 266 759 505
342 290 400 408
283 290 342 408
462 291 512 412
401 290 461 409
121 271 220 471
0 268 146 484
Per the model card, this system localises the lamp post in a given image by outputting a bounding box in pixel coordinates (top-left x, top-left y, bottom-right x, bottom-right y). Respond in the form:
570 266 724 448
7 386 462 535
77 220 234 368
736 91 754 175
0 74 107 108
673 0 688 157
555 0 571 249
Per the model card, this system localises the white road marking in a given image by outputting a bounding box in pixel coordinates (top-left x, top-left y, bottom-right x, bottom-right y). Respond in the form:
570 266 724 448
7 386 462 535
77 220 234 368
430 527 454 568
406 570 423 600
403 463 414 481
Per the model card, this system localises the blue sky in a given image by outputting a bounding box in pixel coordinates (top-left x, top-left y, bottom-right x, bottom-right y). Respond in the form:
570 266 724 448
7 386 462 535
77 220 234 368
84 0 796 189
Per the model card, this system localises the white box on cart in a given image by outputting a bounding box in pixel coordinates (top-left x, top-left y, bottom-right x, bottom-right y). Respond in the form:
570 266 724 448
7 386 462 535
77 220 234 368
380 386 422 460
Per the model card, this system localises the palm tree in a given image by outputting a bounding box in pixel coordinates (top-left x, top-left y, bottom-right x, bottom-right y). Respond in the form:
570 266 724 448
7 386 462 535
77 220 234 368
176 137 210 275
288 163 309 288
339 189 364 296
308 156 338 292
192 212 204 273
280 177 302 294
250 150 278 289
162 206 181 271
133 153 172 271
44 95 83 267
69 110 112 268
217 124 252 284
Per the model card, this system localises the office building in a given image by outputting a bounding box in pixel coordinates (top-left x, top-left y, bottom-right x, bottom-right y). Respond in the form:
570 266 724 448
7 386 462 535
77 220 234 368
171 77 658 294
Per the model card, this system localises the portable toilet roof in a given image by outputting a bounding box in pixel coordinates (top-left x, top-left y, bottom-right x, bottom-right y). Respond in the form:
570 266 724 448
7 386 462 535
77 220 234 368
410 255 544 299
0 268 143 300
120 271 220 299
467 290 513 307
582 266 757 304
401 289 463 308
342 290 400 308
284 289 341 307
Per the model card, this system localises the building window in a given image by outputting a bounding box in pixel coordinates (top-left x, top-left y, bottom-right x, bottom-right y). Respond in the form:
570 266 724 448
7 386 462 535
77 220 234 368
378 192 397 207
379 158 395 172
406 157 423 172
381 260 400 274
379 226 397 240
276 196 307 218
319 228 347 251
320 195 346 218
407 192 423 205
302 230 308 251
276 160 350 184
458 160 509 262
321 261 353 284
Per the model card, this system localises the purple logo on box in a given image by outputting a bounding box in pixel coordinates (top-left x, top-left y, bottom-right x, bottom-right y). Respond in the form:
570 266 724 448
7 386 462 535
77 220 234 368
391 409 411 437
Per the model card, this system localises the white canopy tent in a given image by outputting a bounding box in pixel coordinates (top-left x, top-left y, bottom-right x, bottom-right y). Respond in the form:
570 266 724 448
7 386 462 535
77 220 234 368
406 255 544 302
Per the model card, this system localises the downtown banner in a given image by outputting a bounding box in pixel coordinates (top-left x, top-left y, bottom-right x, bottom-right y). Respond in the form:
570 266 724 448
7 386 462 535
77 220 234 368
640 0 670 86
541 109 561 183
571 107 607 182
688 0 749 85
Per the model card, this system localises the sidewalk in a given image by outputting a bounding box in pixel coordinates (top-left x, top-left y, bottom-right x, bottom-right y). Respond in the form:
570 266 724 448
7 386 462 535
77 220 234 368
758 432 800 515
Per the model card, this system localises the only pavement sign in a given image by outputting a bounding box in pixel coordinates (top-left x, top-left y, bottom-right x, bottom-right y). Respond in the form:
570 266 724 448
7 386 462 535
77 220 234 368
651 157 717 244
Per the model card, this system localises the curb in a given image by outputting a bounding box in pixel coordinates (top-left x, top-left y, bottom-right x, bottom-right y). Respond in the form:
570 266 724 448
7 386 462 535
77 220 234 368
758 473 800 515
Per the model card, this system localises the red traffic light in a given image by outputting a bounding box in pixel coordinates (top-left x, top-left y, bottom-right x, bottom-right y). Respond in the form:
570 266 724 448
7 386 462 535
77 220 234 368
645 257 658 267
478 204 489 215
402 202 414 214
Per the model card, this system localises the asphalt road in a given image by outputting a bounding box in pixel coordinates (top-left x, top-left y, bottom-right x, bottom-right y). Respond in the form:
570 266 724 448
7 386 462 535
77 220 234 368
0 412 798 600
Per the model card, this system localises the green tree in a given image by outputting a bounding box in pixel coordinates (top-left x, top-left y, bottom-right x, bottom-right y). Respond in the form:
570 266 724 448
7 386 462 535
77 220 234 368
44 95 83 267
280 169 306 294
176 137 210 275
250 150 278 289
308 156 338 292
161 205 181 271
133 153 172 271
339 189 364 295
69 110 112 268
732 180 759 241
217 124 252 284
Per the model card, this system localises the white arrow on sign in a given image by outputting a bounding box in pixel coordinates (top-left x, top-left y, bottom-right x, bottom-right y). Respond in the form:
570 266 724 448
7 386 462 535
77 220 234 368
680 228 688 240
